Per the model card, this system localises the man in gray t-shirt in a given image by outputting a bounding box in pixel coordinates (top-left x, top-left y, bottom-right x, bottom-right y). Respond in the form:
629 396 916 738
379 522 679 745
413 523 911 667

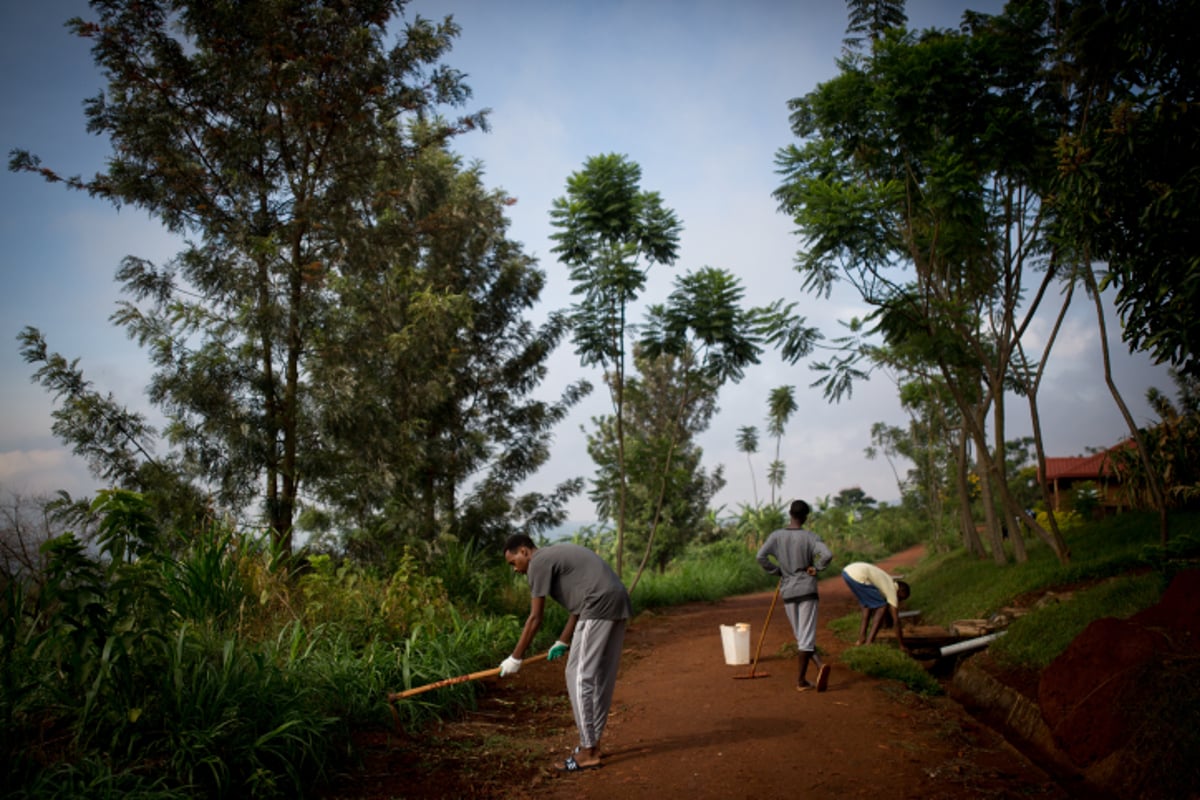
501 534 630 772
757 499 833 692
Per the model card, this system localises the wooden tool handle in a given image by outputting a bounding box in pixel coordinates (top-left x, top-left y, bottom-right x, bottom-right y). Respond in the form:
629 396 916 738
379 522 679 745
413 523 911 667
388 652 550 701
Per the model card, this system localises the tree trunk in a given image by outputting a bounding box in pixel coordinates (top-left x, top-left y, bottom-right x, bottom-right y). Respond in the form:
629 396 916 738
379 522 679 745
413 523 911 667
975 437 1009 565
956 428 986 557
1084 265 1170 546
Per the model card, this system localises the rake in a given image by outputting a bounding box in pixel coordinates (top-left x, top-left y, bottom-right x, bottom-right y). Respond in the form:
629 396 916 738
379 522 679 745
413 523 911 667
734 580 780 679
387 653 550 728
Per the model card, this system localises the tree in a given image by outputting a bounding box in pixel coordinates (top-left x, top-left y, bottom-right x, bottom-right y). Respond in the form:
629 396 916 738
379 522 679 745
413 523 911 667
765 385 797 505
305 142 588 558
11 1 486 552
1053 0 1200 379
585 346 723 575
625 266 773 588
843 0 907 52
550 153 683 575
736 425 760 506
18 328 209 532
774 4 1072 563
1112 370 1200 513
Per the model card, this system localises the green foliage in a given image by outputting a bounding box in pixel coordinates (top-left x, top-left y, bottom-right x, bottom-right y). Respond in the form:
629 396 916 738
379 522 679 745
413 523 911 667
733 502 786 551
297 550 451 647
310 143 588 554
905 511 1200 632
11 0 566 557
1070 481 1101 519
164 523 253 625
1111 371 1200 512
550 152 683 576
1035 508 1084 534
808 501 923 567
627 536 775 610
990 572 1165 670
774 2 1073 564
1052 0 1200 377
586 346 725 576
839 644 942 696
2 492 349 798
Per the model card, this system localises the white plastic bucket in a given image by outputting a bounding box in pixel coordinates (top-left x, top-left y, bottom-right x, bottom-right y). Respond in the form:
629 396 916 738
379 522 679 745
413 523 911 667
720 623 751 665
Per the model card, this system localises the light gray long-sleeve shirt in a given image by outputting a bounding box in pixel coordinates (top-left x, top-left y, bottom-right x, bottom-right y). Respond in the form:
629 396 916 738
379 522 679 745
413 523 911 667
756 527 833 600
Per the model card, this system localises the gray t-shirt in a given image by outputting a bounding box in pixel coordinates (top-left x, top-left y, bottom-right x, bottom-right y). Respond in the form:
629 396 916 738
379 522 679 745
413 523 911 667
527 543 632 621
756 527 833 601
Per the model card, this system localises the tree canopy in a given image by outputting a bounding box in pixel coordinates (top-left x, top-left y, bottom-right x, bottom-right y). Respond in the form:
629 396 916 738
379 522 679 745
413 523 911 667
11 0 578 556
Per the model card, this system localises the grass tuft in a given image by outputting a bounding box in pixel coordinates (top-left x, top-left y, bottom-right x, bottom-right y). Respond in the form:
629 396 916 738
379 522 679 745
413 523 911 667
840 644 942 696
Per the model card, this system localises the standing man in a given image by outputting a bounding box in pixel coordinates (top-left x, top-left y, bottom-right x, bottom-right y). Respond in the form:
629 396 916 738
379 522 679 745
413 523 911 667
501 534 631 772
756 499 834 693
841 561 911 651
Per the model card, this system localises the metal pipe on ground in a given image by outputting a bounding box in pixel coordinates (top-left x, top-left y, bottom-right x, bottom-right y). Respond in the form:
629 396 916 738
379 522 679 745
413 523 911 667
939 630 1006 657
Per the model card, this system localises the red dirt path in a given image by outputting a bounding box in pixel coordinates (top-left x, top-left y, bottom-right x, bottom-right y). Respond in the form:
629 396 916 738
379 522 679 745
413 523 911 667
327 545 1071 799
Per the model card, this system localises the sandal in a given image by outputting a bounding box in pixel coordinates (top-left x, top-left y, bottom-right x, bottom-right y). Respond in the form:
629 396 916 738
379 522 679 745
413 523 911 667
795 681 816 693
816 664 831 692
556 755 601 772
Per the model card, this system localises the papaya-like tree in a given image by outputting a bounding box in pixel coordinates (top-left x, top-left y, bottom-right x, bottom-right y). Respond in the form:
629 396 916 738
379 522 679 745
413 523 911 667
550 153 682 575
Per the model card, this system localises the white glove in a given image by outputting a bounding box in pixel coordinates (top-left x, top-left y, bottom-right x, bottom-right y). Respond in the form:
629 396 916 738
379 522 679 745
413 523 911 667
499 655 522 677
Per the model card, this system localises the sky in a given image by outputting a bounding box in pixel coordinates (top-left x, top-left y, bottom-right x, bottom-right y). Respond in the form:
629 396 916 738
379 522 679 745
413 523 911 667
0 0 1177 524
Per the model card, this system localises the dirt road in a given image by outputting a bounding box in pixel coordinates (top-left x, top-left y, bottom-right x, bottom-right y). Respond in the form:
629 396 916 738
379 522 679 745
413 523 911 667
333 545 1071 799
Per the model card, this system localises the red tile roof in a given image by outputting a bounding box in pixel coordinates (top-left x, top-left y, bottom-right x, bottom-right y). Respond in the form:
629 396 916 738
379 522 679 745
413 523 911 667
1041 440 1132 481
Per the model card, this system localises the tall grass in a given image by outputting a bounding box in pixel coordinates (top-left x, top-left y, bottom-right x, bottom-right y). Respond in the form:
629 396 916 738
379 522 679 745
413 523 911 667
2 490 536 799
627 537 776 610
991 572 1166 669
908 511 1200 630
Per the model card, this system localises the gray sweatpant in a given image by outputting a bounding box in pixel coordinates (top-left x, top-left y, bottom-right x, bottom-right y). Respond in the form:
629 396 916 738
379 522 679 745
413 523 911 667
784 596 819 652
565 617 626 750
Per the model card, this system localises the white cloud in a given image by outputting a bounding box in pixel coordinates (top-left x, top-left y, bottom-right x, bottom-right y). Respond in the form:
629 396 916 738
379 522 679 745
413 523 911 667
0 448 98 498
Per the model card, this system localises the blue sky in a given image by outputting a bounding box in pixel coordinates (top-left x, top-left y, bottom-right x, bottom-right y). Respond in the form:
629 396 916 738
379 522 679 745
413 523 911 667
0 0 1176 522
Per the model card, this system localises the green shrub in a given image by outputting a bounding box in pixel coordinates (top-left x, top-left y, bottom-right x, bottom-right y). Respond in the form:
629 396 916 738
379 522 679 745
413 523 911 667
628 535 775 610
297 550 451 645
840 643 942 696
990 572 1166 669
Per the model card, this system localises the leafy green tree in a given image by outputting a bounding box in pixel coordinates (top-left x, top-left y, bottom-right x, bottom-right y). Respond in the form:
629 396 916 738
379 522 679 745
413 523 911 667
843 0 907 52
1113 371 1200 512
627 266 772 587
550 153 683 574
17 328 209 532
585 346 724 576
1053 0 1200 379
306 142 587 558
10 1 485 552
774 4 1071 563
832 486 876 517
